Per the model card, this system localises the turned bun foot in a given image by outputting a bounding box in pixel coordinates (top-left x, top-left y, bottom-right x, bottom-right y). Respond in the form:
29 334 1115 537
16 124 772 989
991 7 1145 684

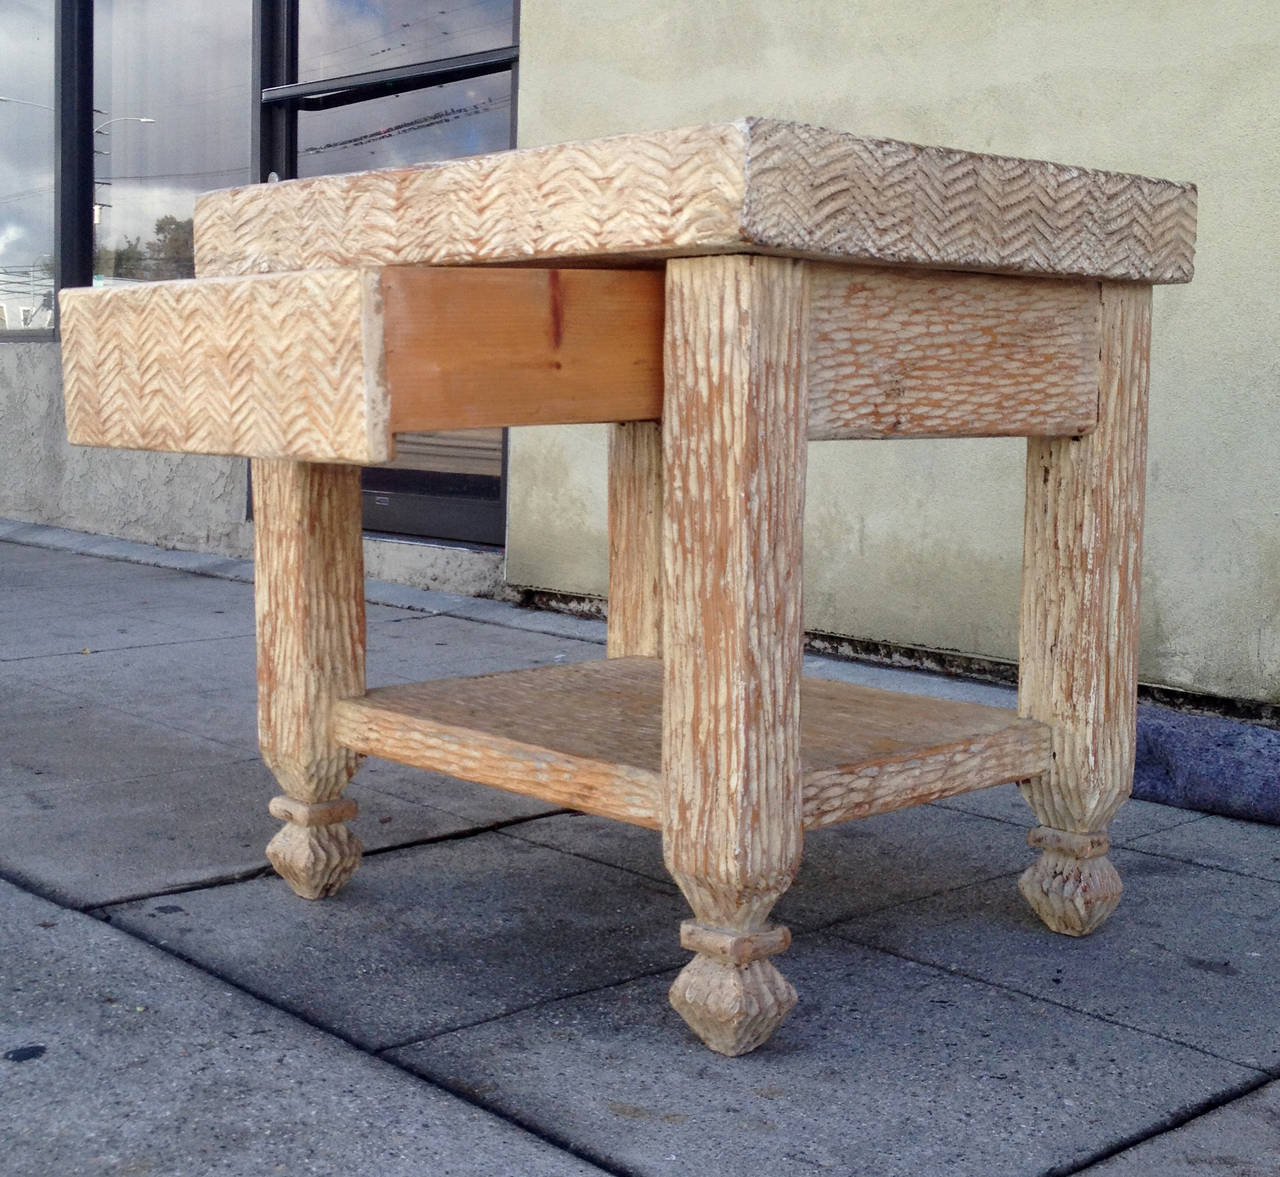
266 796 362 899
668 921 796 1056
1018 826 1122 936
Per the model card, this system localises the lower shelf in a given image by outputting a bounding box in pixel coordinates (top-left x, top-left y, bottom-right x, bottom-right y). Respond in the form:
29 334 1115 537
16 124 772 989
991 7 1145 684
331 657 1049 830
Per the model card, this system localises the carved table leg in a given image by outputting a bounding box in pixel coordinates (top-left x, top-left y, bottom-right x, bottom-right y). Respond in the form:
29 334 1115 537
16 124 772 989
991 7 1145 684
607 420 663 658
661 255 809 1054
252 458 366 899
1017 283 1152 935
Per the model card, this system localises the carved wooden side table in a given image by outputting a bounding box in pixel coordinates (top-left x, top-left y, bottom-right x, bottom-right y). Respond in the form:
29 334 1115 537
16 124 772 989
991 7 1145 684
60 119 1197 1055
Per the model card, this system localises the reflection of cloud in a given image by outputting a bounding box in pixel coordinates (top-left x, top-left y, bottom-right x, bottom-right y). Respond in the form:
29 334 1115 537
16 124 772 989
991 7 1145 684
299 0 514 81
92 0 256 260
0 3 56 269
1 1 516 276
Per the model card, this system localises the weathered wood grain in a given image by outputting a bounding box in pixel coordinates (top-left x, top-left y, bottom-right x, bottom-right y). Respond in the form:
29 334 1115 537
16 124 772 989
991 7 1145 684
661 255 809 1055
60 261 1108 463
607 421 664 658
807 265 1101 439
331 666 662 828
253 459 366 898
384 266 665 431
801 672 1050 827
195 119 1196 284
1017 282 1152 935
329 657 1048 832
741 119 1196 283
60 270 389 464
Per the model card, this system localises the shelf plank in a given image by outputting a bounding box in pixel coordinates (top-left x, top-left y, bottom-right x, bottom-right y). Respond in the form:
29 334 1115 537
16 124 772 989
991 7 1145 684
333 657 663 827
330 658 1049 831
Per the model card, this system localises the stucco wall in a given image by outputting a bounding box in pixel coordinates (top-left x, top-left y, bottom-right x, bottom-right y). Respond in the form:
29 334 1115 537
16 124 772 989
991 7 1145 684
0 342 252 554
508 0 1280 703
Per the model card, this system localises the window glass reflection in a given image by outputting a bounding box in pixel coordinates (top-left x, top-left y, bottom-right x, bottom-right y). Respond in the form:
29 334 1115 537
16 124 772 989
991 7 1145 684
299 0 515 82
0 2 55 331
297 71 511 177
93 0 253 285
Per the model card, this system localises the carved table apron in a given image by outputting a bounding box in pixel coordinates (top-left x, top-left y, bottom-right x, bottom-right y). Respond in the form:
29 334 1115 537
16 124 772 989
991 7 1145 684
59 118 1197 1055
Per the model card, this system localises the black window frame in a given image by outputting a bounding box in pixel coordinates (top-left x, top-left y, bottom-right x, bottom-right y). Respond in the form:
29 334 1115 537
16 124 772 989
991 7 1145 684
254 0 519 546
30 0 518 548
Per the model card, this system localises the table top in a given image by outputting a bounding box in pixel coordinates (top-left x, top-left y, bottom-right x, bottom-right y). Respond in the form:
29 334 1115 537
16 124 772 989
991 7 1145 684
195 117 1196 284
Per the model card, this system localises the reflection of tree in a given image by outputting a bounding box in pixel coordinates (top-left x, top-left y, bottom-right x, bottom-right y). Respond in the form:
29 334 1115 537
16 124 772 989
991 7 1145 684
96 215 194 280
96 235 144 279
147 215 194 278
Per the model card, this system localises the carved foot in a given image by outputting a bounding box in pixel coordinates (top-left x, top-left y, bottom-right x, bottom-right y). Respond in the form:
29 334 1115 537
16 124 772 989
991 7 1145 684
1018 826 1121 936
265 796 362 899
668 921 796 1056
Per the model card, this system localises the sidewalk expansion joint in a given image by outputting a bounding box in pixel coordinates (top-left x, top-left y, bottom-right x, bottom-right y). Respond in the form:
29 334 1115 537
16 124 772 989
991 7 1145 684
375 960 686 1055
494 826 682 893
0 630 258 665
1041 1070 1277 1176
927 799 1210 844
1115 841 1280 885
432 607 607 646
360 807 578 858
828 929 1269 1075
799 866 1026 934
71 879 643 1177
82 865 277 913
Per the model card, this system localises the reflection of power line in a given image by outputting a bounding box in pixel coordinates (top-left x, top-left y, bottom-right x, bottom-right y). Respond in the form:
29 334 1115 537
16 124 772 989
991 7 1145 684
299 95 509 156
0 264 54 305
301 1 510 73
0 183 54 206
93 167 252 183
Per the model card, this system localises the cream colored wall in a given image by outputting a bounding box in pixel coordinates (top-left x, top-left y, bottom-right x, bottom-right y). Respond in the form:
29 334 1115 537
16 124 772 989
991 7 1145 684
507 0 1279 703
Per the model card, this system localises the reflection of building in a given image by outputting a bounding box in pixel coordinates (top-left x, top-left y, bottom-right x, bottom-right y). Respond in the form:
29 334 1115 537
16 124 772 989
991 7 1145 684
0 2 1276 720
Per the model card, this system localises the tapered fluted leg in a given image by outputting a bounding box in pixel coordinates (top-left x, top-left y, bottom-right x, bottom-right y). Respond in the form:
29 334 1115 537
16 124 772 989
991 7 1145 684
253 458 366 899
1018 284 1152 934
661 255 810 1054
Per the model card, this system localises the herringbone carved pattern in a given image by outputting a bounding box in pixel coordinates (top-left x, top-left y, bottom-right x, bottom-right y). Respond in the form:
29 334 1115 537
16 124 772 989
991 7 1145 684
194 119 1195 283
195 123 749 278
743 119 1197 283
60 270 388 463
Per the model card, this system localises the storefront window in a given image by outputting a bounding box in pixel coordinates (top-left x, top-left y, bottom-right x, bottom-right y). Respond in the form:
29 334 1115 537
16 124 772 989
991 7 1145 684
93 1 253 285
287 1 516 537
297 70 512 178
298 0 515 82
0 3 55 332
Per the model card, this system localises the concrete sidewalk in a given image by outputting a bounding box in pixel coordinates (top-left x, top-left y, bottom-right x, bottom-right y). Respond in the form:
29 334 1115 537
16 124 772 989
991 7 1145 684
2 532 1278 1176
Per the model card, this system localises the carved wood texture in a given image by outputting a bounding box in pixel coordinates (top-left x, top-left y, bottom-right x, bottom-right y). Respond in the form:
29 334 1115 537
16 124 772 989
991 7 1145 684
328 658 1049 831
253 459 367 898
660 255 809 1054
1017 283 1152 935
60 262 1105 464
332 669 662 828
60 271 389 464
194 118 1196 284
607 421 664 658
806 265 1101 439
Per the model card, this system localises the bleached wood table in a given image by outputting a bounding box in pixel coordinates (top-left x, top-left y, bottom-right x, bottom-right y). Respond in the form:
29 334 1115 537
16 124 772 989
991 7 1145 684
60 119 1197 1055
